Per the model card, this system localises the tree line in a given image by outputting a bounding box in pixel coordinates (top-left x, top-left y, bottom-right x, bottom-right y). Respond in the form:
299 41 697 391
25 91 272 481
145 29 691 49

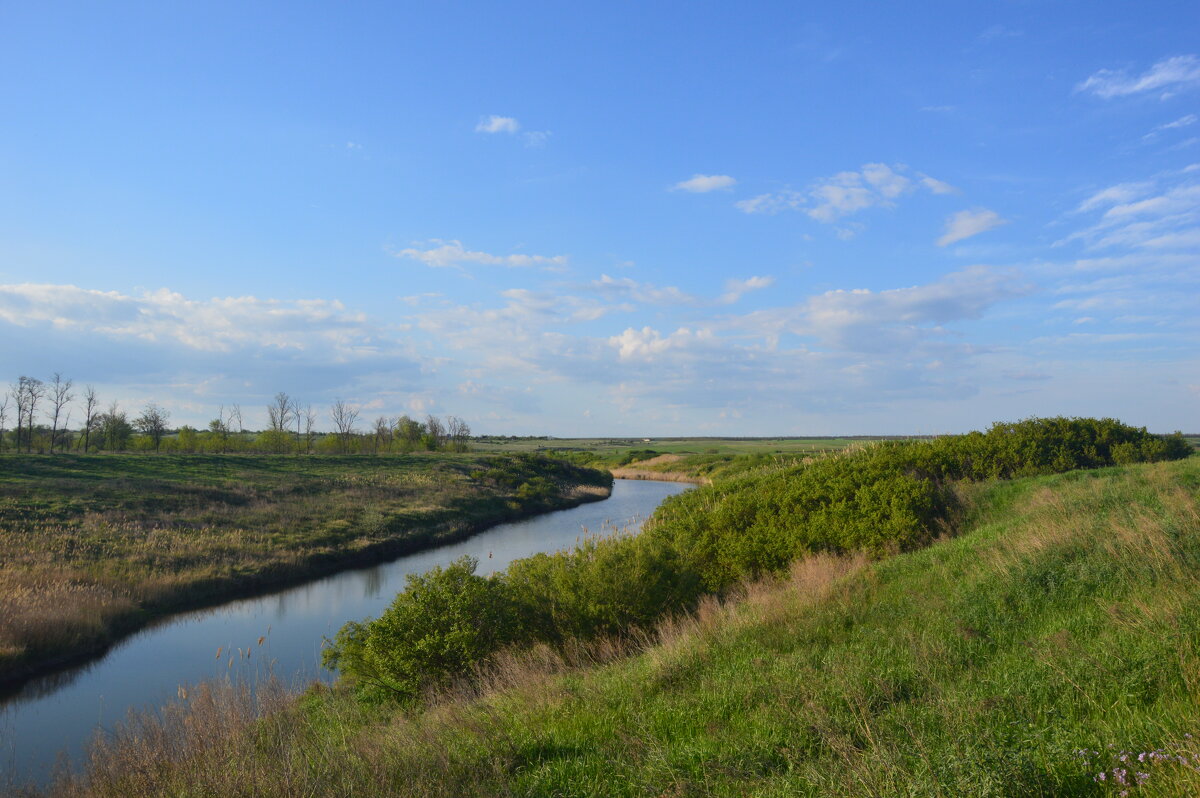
0 378 471 455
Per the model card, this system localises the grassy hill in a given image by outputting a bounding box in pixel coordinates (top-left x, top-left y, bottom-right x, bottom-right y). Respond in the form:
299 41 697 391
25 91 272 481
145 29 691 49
48 444 1200 796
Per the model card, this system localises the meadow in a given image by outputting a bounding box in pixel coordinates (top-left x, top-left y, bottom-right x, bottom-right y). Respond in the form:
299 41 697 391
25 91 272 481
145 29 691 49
0 453 610 687
33 419 1200 797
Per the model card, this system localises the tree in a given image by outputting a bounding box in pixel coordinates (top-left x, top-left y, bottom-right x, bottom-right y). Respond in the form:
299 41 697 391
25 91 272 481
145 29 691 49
0 394 8 453
303 404 317 454
329 399 359 454
446 416 471 451
11 377 45 453
98 402 132 451
267 392 292 434
208 414 230 453
291 398 304 451
47 373 74 453
134 403 170 452
424 414 445 450
80 385 99 452
372 416 391 455
395 415 422 451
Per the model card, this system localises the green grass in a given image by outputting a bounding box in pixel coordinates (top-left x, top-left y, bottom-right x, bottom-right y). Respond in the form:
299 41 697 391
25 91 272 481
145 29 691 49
0 452 610 685
49 457 1200 797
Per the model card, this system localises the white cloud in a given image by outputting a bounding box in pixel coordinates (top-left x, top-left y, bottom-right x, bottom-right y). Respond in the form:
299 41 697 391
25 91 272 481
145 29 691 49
735 190 804 214
738 163 952 224
394 239 568 271
609 326 713 361
1077 182 1154 212
475 115 520 134
920 175 958 194
719 276 775 304
523 130 552 147
937 208 1008 246
1062 169 1200 252
588 274 696 305
672 174 737 193
1077 55 1200 99
0 284 387 355
1145 114 1198 141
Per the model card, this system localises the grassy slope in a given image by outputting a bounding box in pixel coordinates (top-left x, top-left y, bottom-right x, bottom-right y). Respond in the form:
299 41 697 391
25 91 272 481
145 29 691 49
0 453 610 686
55 457 1200 797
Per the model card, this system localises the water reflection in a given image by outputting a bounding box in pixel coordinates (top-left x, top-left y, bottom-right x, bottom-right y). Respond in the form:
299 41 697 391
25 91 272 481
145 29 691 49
0 479 690 788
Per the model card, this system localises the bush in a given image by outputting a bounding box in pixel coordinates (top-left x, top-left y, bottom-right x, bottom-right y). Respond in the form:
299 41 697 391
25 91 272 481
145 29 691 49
323 556 518 702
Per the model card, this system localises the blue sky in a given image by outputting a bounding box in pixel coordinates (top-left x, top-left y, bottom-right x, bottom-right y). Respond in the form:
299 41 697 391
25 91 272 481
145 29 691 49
1 1 1197 434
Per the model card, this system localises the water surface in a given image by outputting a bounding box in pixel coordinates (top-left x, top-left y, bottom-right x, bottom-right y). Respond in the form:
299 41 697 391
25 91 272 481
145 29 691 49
0 478 690 788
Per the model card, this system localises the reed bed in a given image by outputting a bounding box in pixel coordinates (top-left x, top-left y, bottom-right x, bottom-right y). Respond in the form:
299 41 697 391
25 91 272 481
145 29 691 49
0 453 609 684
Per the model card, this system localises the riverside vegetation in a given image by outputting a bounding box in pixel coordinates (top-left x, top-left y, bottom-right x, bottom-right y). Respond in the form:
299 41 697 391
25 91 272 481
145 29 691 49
0 453 611 686
32 417 1200 796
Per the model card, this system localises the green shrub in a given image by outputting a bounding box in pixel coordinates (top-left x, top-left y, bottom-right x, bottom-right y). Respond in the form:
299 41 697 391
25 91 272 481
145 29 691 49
327 417 1190 703
503 532 702 642
323 556 519 702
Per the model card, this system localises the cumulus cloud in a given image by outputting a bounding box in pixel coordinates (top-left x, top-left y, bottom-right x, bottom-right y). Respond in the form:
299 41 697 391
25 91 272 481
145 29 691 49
672 174 737 193
1077 55 1200 99
475 115 520 134
737 163 954 224
394 239 568 271
937 208 1008 246
609 326 713 361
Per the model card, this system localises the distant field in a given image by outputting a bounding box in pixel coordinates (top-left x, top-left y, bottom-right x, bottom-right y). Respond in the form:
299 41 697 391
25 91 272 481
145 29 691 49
0 453 609 685
473 436 870 457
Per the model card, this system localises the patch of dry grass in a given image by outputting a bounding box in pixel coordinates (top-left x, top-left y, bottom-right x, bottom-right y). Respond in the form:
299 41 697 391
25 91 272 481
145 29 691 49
0 453 609 684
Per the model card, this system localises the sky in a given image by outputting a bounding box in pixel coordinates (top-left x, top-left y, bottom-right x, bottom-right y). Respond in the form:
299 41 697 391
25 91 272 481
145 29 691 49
0 1 1197 435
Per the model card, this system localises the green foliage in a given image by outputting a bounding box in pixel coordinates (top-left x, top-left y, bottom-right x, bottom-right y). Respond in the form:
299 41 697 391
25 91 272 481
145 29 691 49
327 417 1192 704
324 556 519 702
649 416 1190 591
504 532 702 643
614 449 660 466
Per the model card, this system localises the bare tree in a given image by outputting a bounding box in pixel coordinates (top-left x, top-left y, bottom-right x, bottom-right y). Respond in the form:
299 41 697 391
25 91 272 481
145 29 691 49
0 394 8 453
134 403 171 452
47 373 74 453
209 405 230 453
329 399 359 454
291 398 304 450
424 414 445 450
267 392 292 434
446 415 471 452
12 377 45 453
372 416 392 455
303 404 317 454
80 385 99 452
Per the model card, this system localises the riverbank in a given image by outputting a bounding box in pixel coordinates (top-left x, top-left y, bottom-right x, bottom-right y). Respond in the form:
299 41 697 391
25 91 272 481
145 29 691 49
0 453 611 691
43 457 1200 797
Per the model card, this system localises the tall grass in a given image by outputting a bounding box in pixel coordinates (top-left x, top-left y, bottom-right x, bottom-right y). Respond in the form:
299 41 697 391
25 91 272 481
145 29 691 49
0 453 610 684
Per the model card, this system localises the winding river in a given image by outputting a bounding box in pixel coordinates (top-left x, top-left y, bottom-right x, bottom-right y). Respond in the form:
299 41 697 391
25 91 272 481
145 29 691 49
0 478 691 789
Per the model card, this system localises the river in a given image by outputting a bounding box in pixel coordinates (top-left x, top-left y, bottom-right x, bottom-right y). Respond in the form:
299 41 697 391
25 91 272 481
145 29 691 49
0 478 691 789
